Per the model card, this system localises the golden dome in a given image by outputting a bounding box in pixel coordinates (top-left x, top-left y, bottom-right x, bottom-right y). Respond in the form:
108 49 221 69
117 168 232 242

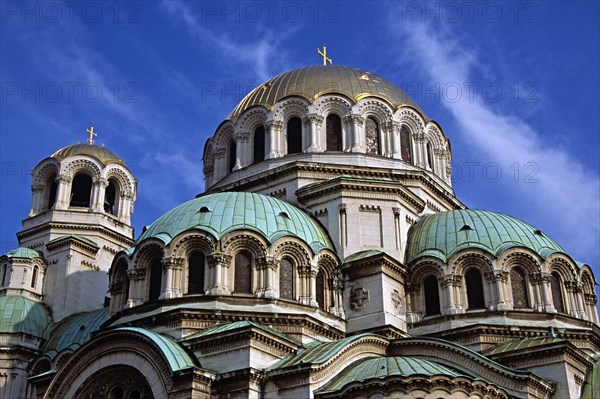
228 65 424 120
51 144 123 165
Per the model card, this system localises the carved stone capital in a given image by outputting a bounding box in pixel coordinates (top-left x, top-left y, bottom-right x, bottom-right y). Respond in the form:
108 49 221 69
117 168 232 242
256 255 278 270
266 120 284 131
56 174 72 184
208 252 232 268
304 113 324 126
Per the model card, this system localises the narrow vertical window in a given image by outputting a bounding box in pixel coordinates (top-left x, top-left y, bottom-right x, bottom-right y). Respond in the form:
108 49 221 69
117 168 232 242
424 276 441 315
279 258 294 300
287 117 302 154
510 267 529 308
550 273 565 313
400 127 412 163
228 140 237 172
148 259 162 301
70 173 93 207
465 268 485 309
426 141 434 169
253 126 265 163
2 264 7 286
31 266 39 288
326 114 342 151
187 252 205 294
365 117 380 155
234 252 252 293
316 270 325 308
47 179 57 210
105 180 117 214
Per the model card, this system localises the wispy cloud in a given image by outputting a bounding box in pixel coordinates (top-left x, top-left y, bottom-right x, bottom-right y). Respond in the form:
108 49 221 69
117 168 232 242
159 0 296 82
387 14 599 264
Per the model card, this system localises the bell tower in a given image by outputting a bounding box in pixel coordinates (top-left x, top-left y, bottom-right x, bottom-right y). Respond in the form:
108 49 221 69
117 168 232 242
16 127 137 321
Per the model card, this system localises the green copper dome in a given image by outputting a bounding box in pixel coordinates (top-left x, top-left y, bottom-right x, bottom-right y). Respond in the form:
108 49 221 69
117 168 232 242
317 356 469 395
406 209 567 264
0 296 52 339
3 247 42 260
132 192 333 254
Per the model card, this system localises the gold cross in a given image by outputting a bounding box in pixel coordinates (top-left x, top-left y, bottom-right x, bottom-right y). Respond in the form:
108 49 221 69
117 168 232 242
317 44 332 65
86 123 97 145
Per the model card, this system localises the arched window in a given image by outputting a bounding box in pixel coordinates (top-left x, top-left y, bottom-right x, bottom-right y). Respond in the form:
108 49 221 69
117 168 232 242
234 252 252 293
287 117 302 154
253 126 265 163
70 173 93 207
365 117 380 155
465 268 485 309
105 180 118 215
426 141 434 169
326 114 343 151
148 259 162 301
424 276 441 315
228 140 237 172
31 265 39 288
46 176 58 210
316 270 325 308
550 273 565 313
510 267 529 308
400 127 412 163
279 258 294 300
187 252 205 294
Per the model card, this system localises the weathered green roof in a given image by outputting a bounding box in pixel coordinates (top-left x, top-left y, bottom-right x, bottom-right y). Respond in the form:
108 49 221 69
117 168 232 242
406 210 567 264
130 192 333 254
269 333 380 370
483 336 565 356
184 320 300 345
3 247 42 260
43 308 109 358
344 250 384 263
113 327 196 372
47 234 99 249
582 356 600 399
316 356 467 394
0 296 52 338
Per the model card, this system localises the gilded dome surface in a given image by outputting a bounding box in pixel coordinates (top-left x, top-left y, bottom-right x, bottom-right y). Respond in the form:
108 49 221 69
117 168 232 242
131 192 333 254
406 209 567 263
228 65 424 120
52 144 123 165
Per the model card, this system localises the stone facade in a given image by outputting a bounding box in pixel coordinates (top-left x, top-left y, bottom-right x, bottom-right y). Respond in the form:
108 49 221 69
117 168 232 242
0 65 598 399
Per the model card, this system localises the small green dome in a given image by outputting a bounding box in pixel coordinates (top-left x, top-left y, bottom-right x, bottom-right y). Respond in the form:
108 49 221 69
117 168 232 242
3 247 42 260
406 209 566 264
0 296 52 339
317 356 469 394
132 192 333 254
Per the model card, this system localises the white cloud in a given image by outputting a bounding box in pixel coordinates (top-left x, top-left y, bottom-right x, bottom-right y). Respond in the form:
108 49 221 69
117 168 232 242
159 0 295 82
388 15 600 264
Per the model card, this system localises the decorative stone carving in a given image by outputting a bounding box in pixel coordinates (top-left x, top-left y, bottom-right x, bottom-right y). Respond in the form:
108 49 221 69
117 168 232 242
350 286 370 310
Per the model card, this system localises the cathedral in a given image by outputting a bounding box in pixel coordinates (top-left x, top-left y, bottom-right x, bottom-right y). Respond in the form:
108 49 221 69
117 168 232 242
1 62 599 399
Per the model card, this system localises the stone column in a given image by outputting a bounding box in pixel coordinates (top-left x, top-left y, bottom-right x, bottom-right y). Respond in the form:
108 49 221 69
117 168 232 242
344 114 363 152
29 183 45 216
257 256 278 299
54 174 72 210
414 133 427 169
332 270 345 318
304 114 324 152
212 148 227 181
405 282 420 323
161 257 183 299
441 274 458 315
391 121 401 158
92 177 109 212
536 272 556 313
126 268 144 306
208 252 232 295
309 264 319 307
266 120 284 158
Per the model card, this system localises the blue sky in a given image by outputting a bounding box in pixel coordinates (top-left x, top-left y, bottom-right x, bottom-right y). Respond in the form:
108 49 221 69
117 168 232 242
1 1 599 272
